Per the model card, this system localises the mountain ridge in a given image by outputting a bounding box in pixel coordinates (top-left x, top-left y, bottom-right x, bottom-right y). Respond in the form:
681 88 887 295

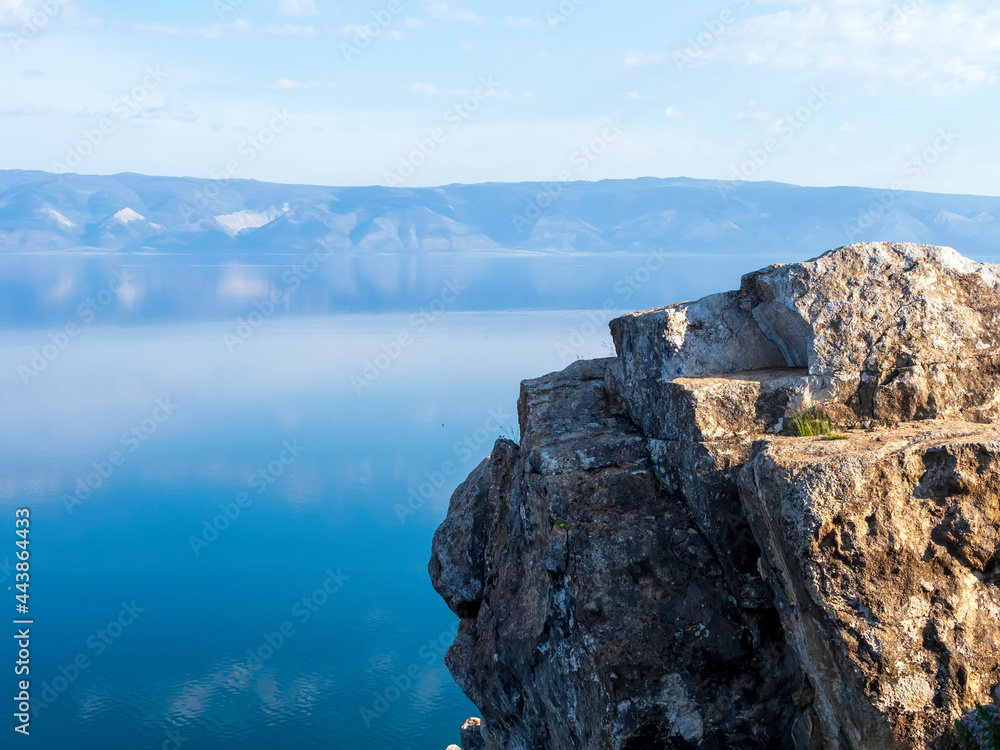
3 169 1000 256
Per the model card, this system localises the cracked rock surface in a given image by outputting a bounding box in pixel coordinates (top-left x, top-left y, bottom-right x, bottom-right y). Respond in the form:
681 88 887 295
431 243 1000 749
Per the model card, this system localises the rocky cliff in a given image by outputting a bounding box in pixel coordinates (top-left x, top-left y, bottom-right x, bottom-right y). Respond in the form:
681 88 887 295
430 242 1000 750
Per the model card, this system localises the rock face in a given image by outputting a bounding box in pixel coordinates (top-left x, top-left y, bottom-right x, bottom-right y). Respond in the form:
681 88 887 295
742 423 1000 749
430 242 1000 750
609 241 1000 434
431 359 808 748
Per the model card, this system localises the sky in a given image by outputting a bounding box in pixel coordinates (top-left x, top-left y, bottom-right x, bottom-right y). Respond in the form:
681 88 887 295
0 0 998 194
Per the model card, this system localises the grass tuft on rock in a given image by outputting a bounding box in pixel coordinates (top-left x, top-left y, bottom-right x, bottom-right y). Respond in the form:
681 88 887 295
792 408 835 438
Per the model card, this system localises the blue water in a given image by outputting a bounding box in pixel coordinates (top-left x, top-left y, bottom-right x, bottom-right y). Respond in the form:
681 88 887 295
0 251 773 749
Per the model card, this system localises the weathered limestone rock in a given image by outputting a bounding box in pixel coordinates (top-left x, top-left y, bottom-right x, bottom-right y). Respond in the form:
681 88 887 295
430 359 807 749
610 242 1000 433
607 241 1000 644
740 423 1000 750
606 368 807 443
431 242 1000 750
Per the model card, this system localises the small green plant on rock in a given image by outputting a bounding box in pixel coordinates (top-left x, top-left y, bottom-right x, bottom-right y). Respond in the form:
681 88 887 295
792 408 835 438
955 704 1000 750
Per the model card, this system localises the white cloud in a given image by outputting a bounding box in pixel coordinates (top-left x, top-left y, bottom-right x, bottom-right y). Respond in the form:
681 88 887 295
260 23 315 35
133 102 199 122
134 19 251 38
0 0 73 28
503 15 537 28
624 49 668 68
426 1 484 24
448 86 511 98
624 91 665 102
664 106 682 118
134 18 312 37
411 81 513 98
459 39 475 52
664 0 1000 94
133 21 183 35
730 110 770 121
405 18 426 29
0 105 52 116
270 79 320 90
340 22 390 37
279 0 319 17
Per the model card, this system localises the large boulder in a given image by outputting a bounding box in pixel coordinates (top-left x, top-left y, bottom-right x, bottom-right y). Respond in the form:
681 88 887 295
609 242 1000 434
430 359 808 749
431 242 1000 750
741 422 1000 749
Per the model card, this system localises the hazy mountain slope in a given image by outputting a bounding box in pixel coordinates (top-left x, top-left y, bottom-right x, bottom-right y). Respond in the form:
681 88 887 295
1 170 998 256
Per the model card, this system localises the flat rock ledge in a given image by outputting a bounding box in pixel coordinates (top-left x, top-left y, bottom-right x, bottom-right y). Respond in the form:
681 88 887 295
431 242 1000 750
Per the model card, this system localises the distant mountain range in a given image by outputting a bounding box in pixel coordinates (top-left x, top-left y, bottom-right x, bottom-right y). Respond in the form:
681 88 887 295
2 169 1000 256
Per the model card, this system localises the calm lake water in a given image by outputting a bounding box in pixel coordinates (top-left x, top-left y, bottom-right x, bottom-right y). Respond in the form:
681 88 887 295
0 251 786 749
